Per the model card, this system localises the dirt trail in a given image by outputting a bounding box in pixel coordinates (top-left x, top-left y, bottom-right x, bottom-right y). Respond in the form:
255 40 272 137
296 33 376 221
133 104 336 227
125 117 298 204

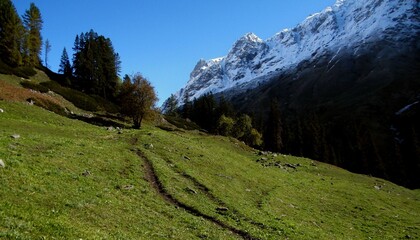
136 150 259 240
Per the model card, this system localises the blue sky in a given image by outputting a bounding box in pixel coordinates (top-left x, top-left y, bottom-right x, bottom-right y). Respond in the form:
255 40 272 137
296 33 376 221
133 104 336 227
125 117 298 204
13 0 336 105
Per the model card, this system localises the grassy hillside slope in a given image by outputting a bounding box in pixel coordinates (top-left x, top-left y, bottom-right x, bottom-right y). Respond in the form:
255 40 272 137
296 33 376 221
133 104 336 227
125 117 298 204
1 75 419 239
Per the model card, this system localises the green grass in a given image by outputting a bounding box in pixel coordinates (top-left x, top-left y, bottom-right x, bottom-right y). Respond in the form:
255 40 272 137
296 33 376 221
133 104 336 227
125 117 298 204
0 100 419 239
0 102 238 239
136 126 420 239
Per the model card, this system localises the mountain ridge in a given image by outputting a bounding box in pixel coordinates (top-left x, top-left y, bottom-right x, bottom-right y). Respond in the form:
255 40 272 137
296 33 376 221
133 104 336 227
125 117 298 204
167 0 419 105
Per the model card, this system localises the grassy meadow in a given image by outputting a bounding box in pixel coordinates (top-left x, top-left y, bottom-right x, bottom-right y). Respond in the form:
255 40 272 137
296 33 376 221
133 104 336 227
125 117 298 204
0 75 419 239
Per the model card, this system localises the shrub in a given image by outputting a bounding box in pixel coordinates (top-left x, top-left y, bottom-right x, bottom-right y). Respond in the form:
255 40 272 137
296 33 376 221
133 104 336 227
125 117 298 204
40 81 100 112
14 66 37 78
20 81 49 93
0 59 37 78
29 96 67 116
217 115 235 136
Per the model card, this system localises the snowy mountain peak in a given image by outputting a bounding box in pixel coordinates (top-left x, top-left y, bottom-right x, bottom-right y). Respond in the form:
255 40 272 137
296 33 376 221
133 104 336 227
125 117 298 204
166 0 419 107
240 32 263 43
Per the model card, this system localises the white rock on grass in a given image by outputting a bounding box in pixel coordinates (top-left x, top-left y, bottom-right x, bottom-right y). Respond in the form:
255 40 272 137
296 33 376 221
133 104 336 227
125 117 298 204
0 108 4 113
0 159 5 168
11 134 20 139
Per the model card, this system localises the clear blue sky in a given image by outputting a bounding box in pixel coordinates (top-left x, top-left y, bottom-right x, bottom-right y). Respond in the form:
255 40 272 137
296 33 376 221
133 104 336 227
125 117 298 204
13 0 336 105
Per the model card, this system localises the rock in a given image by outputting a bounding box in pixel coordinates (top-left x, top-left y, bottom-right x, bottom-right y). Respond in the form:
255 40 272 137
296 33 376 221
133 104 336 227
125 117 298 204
118 130 123 134
374 185 382 190
11 134 20 139
81 170 91 176
26 98 34 105
144 143 154 149
183 156 191 160
0 159 5 168
285 163 297 169
122 185 134 190
216 206 229 212
0 108 4 113
273 154 278 157
185 187 197 194
106 126 114 131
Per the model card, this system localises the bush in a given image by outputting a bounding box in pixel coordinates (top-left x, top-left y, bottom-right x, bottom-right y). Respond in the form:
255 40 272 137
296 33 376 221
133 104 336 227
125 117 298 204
0 59 37 78
29 96 67 116
14 66 37 78
91 95 120 114
217 115 235 136
20 81 49 93
40 81 100 112
39 81 119 113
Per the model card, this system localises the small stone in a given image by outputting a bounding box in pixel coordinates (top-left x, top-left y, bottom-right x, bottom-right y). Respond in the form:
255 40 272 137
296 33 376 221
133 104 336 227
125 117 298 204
11 134 20 139
185 187 197 194
0 159 5 168
122 185 134 190
144 143 154 149
374 185 382 190
0 108 4 113
81 170 91 176
106 126 114 131
216 207 228 212
183 156 191 160
285 163 297 169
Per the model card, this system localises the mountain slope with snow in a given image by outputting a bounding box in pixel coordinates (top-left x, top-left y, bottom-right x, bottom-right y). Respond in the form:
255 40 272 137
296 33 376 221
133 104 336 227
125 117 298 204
168 0 419 104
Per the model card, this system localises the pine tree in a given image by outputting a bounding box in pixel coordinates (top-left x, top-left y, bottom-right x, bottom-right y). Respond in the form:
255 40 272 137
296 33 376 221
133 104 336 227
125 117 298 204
165 94 179 116
58 48 72 77
182 92 193 119
264 99 283 152
0 0 23 66
72 30 120 100
22 3 43 66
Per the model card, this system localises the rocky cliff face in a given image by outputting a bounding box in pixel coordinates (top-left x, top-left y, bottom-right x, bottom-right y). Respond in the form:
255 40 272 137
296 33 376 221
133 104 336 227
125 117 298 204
166 0 419 106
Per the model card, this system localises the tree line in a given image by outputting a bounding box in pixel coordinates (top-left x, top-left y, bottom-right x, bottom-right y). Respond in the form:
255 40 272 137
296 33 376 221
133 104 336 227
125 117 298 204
0 0 43 67
166 93 263 147
1 0 158 129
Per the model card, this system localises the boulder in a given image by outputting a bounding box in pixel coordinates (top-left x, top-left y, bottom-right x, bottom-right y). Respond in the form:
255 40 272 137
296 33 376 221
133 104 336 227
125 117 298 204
144 143 154 149
11 134 20 139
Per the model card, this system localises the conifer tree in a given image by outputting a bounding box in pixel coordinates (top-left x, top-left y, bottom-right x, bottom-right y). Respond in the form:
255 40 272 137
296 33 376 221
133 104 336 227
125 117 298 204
264 99 283 152
72 30 120 99
0 0 24 66
165 94 179 116
58 47 72 77
22 3 43 66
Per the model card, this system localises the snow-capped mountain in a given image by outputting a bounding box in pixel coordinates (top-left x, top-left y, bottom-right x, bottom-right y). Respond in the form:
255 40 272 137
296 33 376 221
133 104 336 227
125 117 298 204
166 0 419 106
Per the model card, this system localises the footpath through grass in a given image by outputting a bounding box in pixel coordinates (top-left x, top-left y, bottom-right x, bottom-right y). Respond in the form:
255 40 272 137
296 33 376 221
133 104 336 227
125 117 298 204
0 100 419 239
0 102 238 239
